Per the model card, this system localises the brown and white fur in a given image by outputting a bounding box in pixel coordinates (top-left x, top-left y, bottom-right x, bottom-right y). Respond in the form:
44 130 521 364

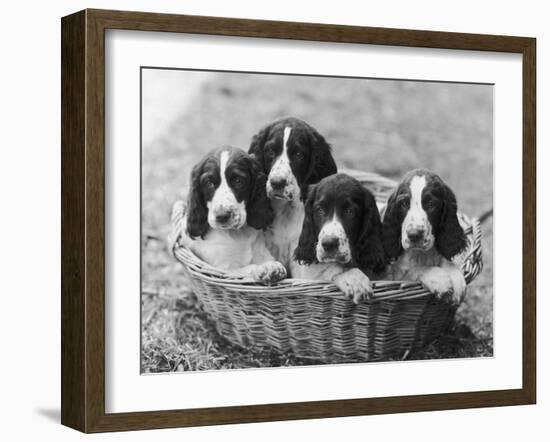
248 117 337 268
293 174 386 303
249 117 378 302
382 169 467 303
171 146 286 284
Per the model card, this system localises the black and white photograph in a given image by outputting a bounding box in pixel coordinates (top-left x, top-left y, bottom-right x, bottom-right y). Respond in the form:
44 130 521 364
2 0 544 437
141 68 492 373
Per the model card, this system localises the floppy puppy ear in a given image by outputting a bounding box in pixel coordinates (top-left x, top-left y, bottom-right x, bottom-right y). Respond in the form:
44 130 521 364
303 127 337 192
436 184 467 260
248 125 271 173
354 189 386 274
294 184 319 265
246 156 273 230
381 189 404 261
186 161 209 239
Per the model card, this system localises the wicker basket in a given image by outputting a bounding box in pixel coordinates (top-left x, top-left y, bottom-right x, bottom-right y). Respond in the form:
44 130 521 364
172 169 483 363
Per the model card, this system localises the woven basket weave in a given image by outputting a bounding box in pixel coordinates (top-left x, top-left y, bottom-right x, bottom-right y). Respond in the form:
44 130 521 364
172 169 483 363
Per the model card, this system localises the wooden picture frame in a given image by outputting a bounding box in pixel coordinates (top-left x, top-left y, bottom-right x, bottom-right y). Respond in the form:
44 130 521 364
61 8 536 433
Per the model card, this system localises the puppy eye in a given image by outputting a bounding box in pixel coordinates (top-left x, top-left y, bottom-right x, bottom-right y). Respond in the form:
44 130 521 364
205 180 216 189
295 151 304 160
316 206 324 215
343 207 354 216
424 197 436 208
232 177 244 186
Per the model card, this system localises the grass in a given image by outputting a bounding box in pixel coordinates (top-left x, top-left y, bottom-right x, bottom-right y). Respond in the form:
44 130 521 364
141 71 493 373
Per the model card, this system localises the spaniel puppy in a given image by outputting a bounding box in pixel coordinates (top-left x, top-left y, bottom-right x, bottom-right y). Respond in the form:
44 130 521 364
248 117 337 268
293 174 386 303
171 146 286 284
382 169 467 303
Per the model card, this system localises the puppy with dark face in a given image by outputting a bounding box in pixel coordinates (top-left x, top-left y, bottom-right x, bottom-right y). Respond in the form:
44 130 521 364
171 146 286 285
382 168 467 302
248 117 337 268
293 174 386 303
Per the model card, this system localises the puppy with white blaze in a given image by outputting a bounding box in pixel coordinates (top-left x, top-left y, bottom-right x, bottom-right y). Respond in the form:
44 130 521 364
382 168 468 303
248 117 338 269
293 174 386 303
171 146 286 285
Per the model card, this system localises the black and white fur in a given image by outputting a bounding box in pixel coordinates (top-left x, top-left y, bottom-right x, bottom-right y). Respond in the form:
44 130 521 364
171 146 286 284
293 174 386 303
382 169 467 302
248 117 337 268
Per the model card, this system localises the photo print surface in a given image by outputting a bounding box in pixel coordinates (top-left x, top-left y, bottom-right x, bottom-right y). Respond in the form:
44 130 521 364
141 68 493 373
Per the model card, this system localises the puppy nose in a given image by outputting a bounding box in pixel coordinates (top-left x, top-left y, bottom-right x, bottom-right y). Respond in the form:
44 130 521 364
270 177 287 190
321 236 339 253
407 226 425 242
215 211 231 224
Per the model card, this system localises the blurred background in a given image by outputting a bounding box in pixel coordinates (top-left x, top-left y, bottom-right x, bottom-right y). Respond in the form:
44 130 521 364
141 69 493 372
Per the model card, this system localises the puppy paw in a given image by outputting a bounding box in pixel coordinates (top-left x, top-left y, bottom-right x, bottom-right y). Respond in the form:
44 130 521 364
419 268 453 299
334 268 373 304
450 273 467 304
254 261 287 285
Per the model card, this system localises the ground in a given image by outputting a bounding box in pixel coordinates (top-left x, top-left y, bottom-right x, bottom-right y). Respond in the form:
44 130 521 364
141 71 493 373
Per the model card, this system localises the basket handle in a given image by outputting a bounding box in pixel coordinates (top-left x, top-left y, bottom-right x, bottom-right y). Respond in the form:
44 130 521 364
170 200 187 251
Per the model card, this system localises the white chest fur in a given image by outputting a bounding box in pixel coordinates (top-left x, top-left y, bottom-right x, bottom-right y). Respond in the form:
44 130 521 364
387 244 466 303
290 260 345 281
187 225 259 270
265 198 305 268
389 247 444 280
